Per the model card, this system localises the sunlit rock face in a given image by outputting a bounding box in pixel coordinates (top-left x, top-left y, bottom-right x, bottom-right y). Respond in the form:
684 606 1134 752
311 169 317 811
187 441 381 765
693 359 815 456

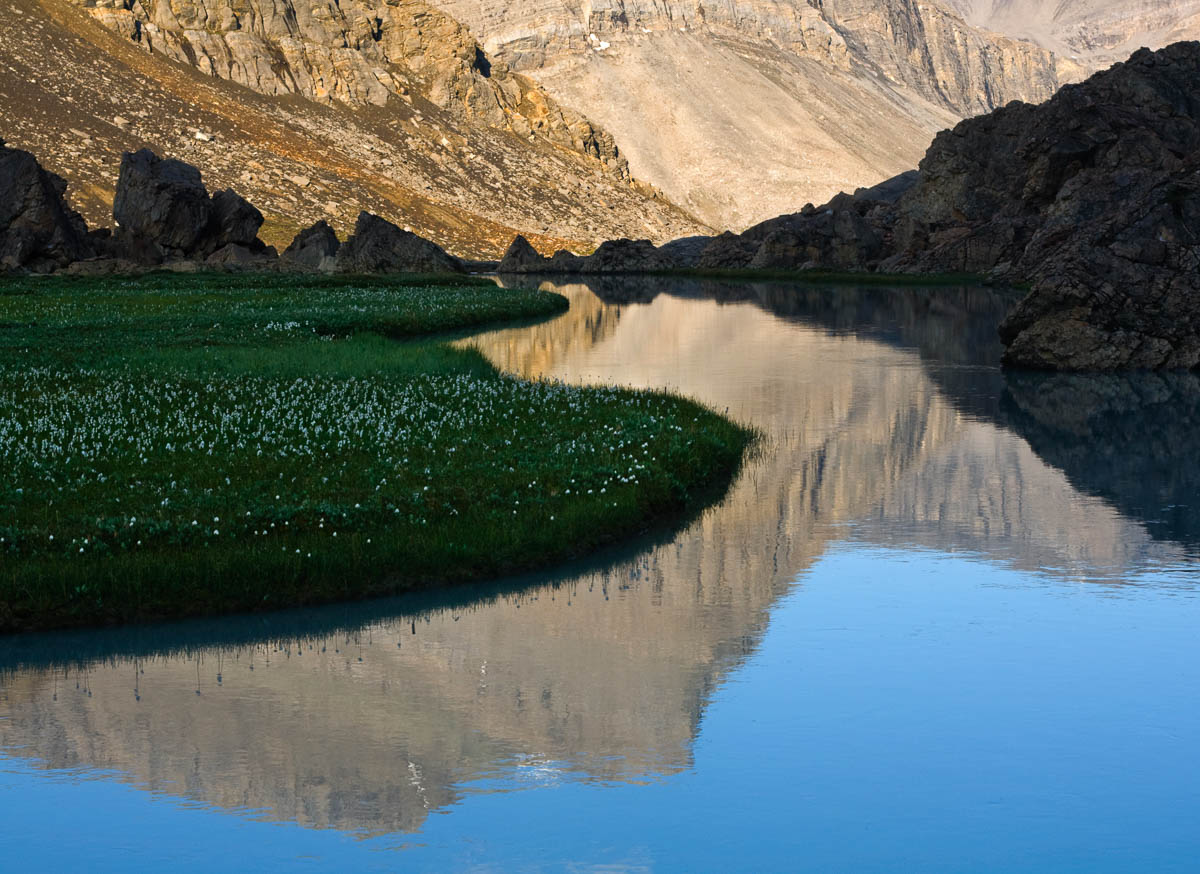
67 0 628 175
947 0 1200 72
1 280 1186 838
428 0 1060 229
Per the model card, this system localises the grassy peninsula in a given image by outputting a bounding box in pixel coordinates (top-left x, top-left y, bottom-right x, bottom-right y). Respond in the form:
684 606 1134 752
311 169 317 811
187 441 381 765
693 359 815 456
0 273 750 632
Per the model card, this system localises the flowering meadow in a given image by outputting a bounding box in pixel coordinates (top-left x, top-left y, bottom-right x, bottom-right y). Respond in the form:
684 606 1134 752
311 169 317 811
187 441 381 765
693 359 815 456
0 273 749 630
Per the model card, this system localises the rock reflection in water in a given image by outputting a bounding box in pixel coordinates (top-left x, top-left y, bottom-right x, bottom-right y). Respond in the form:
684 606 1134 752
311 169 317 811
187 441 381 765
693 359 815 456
1000 371 1200 553
1 277 1195 839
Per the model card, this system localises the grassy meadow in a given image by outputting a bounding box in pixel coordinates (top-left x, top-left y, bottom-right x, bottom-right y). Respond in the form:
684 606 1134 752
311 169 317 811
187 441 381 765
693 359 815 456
0 273 750 631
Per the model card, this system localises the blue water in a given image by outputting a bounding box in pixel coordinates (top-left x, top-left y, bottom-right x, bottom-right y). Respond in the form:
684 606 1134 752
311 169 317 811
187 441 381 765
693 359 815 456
3 279 1199 871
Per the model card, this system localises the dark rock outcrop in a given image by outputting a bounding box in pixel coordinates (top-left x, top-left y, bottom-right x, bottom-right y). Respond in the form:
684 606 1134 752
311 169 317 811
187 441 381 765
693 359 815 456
281 220 341 271
697 193 888 272
657 235 711 269
0 138 93 272
999 159 1200 369
892 42 1200 279
889 42 1200 369
112 149 272 265
206 242 279 269
676 42 1200 370
497 236 677 274
497 235 547 273
210 189 265 252
696 231 759 269
548 250 585 271
335 212 463 274
583 239 677 273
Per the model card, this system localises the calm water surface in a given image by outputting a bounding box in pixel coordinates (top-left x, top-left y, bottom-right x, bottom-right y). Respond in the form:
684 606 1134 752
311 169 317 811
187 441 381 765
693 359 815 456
2 278 1199 871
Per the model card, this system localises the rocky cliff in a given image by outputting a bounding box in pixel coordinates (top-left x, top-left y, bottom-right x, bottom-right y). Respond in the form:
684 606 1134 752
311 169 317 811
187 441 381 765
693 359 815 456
71 0 629 176
0 0 705 258
949 0 1200 71
429 0 1063 228
910 42 1200 369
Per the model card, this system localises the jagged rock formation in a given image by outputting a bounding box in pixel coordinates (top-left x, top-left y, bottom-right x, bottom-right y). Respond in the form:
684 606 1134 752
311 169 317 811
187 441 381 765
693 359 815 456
501 236 678 274
497 234 543 272
912 42 1200 369
998 161 1200 369
0 0 703 260
111 147 272 263
430 0 1063 229
335 211 463 273
0 141 476 274
0 138 93 272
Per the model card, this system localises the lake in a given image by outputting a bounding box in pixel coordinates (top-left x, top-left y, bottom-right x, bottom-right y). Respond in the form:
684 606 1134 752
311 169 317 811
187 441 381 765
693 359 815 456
2 277 1198 872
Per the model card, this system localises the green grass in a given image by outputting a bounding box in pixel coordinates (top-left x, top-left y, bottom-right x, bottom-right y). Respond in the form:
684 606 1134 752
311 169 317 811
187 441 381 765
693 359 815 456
0 272 751 632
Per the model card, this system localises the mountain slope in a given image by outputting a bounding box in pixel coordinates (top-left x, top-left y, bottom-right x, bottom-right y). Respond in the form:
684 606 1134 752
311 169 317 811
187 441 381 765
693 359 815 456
948 0 1200 68
0 0 706 256
429 0 1063 229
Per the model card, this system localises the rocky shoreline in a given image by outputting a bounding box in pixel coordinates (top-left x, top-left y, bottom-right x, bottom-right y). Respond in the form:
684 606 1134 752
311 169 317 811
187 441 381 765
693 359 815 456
4 43 1199 371
497 42 1200 371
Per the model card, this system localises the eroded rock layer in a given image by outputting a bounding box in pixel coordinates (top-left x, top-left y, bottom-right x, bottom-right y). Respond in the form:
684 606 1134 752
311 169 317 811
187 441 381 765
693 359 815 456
72 0 629 176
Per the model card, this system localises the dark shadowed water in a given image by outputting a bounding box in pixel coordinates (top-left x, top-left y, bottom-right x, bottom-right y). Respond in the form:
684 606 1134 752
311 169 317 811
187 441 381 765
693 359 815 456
2 278 1199 872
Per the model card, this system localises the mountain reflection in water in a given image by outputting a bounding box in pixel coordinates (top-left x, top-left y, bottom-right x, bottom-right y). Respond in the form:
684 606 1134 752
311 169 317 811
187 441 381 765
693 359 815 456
1 277 1198 844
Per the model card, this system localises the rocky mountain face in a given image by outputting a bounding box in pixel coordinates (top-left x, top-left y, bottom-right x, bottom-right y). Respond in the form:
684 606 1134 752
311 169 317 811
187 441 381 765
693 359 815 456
948 0 1200 70
906 41 1200 370
71 0 628 176
430 0 1063 228
0 0 704 258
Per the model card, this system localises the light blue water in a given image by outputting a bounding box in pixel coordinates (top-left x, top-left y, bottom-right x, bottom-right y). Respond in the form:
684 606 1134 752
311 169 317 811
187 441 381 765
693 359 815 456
2 279 1199 871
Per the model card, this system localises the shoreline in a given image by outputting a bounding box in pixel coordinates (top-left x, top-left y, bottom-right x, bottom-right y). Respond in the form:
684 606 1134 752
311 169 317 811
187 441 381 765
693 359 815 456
0 272 753 633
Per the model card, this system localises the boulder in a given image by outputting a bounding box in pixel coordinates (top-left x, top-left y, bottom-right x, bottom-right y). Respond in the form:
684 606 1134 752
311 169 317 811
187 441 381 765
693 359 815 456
335 212 463 274
282 220 341 271
206 243 279 270
852 170 921 205
0 139 93 272
210 189 264 250
113 149 213 259
111 149 273 264
697 231 758 269
657 235 712 269
497 235 548 273
549 250 584 271
61 257 145 277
